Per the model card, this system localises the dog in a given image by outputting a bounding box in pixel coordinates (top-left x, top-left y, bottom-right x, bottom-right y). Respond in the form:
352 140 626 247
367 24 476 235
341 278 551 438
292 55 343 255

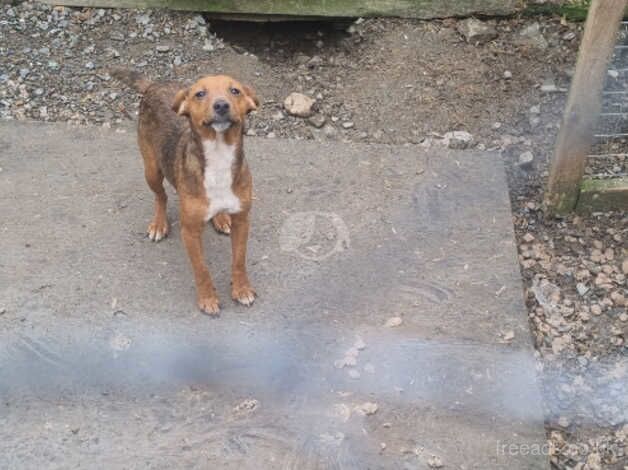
110 68 259 315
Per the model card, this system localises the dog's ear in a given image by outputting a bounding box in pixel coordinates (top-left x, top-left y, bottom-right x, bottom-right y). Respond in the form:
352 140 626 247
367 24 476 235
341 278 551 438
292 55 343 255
242 84 260 114
172 88 189 116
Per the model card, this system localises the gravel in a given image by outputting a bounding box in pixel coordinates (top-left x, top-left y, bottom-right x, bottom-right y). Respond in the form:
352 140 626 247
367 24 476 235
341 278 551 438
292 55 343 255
1 3 626 468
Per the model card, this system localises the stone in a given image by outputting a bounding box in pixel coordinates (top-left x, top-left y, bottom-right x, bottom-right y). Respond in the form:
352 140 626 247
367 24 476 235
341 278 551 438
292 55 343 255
283 92 315 118
355 402 378 415
540 79 559 93
323 124 337 139
517 22 548 50
443 131 473 149
307 114 326 128
518 151 534 169
427 456 444 468
384 316 403 327
456 18 497 44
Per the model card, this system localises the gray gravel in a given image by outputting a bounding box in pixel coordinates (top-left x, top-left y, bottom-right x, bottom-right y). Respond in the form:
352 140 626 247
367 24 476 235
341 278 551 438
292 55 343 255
0 1 222 125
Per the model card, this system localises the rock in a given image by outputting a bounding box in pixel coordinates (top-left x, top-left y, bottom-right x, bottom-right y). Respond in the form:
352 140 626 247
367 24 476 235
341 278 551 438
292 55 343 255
283 92 315 118
517 22 548 50
323 124 337 139
551 335 571 354
233 398 259 415
307 114 326 128
503 70 512 79
518 151 534 169
576 283 589 297
501 330 515 342
558 416 571 428
135 13 151 25
457 18 497 44
541 79 559 93
342 121 354 129
355 402 378 415
563 31 576 41
443 130 473 149
585 452 602 470
622 258 628 275
523 232 535 243
384 316 403 327
156 45 170 52
427 455 444 468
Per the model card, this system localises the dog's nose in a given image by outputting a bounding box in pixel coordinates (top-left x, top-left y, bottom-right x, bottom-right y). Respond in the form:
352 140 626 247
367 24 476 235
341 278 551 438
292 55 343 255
213 99 230 116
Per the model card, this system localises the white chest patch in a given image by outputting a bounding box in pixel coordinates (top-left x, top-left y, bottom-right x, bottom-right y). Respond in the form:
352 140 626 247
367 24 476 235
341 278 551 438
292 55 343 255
202 137 241 221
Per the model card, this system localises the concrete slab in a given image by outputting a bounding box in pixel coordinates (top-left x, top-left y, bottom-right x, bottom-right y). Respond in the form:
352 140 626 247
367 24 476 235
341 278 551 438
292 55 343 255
0 121 548 469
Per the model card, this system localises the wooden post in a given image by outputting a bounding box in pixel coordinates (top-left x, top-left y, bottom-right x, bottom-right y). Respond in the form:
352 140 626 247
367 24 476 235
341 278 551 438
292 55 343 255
544 0 625 215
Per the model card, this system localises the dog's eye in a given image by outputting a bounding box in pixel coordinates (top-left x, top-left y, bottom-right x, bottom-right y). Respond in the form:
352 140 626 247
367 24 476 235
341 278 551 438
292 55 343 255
229 87 241 96
195 90 206 99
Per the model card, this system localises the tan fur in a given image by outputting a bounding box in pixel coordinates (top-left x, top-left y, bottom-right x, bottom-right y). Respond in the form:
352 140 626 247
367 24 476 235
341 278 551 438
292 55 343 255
111 69 259 315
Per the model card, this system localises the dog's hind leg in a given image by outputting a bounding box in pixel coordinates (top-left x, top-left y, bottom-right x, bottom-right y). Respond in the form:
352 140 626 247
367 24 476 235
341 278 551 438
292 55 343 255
139 140 169 242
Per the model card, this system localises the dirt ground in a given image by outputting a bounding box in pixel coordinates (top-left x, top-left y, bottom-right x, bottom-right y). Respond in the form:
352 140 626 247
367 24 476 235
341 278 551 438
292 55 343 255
0 2 626 469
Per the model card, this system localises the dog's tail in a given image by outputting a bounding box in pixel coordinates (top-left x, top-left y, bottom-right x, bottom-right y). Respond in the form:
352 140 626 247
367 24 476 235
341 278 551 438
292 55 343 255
109 67 151 94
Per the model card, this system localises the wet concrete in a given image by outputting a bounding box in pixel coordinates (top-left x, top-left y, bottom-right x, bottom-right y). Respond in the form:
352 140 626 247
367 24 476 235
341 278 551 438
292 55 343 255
0 122 548 468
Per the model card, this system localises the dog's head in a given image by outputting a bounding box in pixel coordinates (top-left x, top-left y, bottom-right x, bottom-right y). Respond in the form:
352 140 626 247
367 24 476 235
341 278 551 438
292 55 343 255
172 75 259 136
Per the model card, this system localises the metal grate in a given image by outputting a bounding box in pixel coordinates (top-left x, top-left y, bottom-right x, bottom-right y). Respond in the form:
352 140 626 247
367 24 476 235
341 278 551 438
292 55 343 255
588 21 628 178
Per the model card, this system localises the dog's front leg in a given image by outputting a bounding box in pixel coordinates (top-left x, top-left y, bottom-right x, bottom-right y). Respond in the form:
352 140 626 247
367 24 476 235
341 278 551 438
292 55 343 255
181 202 220 315
230 210 256 306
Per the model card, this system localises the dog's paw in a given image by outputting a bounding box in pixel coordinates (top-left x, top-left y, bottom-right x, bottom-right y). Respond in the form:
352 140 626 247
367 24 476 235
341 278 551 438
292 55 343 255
232 284 256 307
198 295 220 316
147 219 169 242
211 213 231 235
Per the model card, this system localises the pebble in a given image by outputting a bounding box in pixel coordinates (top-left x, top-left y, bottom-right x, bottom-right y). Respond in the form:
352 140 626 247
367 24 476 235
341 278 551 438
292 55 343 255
427 455 444 468
384 316 403 327
457 18 498 44
443 130 473 149
518 151 534 169
354 337 366 350
283 92 315 118
156 45 170 52
576 283 589 297
563 31 576 41
517 22 548 49
523 232 535 243
307 114 326 128
540 79 559 93
355 402 378 415
323 124 337 139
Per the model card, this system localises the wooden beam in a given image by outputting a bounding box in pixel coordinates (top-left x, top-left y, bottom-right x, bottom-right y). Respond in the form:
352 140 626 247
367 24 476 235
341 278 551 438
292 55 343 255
577 177 628 213
40 0 521 19
544 0 625 215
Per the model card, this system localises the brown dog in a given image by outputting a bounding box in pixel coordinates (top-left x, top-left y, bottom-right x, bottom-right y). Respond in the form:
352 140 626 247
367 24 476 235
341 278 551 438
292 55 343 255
110 69 259 315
